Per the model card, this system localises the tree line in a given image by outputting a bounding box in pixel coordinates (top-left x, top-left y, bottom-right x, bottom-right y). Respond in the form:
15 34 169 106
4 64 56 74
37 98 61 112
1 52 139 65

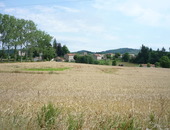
73 45 170 68
133 45 170 68
0 13 69 62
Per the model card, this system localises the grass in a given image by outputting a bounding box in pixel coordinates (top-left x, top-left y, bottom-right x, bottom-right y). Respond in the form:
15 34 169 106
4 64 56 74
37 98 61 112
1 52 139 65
37 103 61 129
117 61 138 67
24 67 70 71
0 102 169 129
96 60 138 67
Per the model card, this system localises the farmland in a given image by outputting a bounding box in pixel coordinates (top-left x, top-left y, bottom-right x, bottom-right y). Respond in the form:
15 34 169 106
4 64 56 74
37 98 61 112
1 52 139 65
0 62 170 129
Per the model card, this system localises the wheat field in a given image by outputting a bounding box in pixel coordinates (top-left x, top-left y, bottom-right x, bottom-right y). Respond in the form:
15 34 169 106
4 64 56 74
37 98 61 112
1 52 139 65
0 62 170 129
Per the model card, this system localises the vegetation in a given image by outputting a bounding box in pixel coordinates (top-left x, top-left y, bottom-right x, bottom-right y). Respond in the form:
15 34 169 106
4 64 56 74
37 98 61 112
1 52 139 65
122 53 130 62
112 60 117 66
24 67 70 71
74 55 94 64
134 45 170 68
37 103 61 129
0 13 69 62
0 102 169 129
99 48 140 55
53 38 70 57
159 56 170 68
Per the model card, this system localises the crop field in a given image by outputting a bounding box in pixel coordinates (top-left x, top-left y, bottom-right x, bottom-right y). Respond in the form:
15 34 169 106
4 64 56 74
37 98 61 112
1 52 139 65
0 62 170 129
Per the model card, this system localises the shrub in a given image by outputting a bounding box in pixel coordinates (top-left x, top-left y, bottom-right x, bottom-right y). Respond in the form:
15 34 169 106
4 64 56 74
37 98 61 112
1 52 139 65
139 64 143 67
94 60 99 65
112 60 117 66
159 56 170 68
155 62 160 68
147 63 151 67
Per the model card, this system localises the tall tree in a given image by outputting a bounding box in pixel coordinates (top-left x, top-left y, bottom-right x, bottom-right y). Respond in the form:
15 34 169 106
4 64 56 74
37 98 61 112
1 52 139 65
0 14 10 61
122 53 130 62
53 38 58 56
57 43 62 56
62 45 70 55
33 30 54 60
135 45 150 64
0 13 67 61
23 20 37 61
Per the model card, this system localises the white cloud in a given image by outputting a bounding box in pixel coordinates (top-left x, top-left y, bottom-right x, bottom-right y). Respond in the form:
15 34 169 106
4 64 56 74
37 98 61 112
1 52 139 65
1 0 170 51
93 0 170 27
4 8 30 15
3 5 106 35
117 1 164 26
0 2 5 8
53 5 80 13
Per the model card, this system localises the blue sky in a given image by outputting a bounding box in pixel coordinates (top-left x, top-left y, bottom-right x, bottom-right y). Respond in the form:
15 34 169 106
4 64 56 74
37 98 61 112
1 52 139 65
0 0 170 52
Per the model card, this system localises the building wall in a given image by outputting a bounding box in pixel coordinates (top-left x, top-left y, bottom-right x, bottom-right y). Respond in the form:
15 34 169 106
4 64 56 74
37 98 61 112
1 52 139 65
68 56 75 62
64 54 75 62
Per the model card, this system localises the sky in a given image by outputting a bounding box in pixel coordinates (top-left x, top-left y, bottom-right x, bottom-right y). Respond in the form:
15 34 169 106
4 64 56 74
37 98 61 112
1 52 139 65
0 0 170 52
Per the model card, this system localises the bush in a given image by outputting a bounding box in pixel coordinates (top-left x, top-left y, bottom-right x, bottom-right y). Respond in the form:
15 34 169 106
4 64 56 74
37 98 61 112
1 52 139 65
94 60 100 65
159 56 170 68
112 60 117 66
147 63 151 67
155 62 160 68
139 64 143 67
74 55 94 64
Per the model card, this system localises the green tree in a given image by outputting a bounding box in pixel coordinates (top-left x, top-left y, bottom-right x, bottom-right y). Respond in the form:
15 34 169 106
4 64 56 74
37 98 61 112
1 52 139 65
53 38 58 56
23 20 37 61
135 45 150 64
0 14 10 61
159 56 170 68
34 30 53 60
122 53 130 62
57 43 62 56
0 13 69 62
106 54 111 59
115 53 121 58
62 45 70 56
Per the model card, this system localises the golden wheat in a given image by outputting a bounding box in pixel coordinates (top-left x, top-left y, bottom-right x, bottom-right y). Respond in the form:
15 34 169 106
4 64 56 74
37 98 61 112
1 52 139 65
0 62 170 129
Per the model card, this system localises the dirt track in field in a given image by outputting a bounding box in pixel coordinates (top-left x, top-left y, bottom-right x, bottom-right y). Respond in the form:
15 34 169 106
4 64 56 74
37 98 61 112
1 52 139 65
0 62 170 115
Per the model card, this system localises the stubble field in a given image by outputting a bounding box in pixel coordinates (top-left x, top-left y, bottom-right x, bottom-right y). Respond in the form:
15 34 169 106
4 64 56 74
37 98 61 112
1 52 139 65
0 62 170 129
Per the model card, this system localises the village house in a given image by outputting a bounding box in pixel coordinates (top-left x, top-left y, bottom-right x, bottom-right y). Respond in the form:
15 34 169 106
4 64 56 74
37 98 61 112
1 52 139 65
93 54 103 60
33 56 42 62
64 53 75 62
18 50 26 56
129 54 136 58
54 57 65 62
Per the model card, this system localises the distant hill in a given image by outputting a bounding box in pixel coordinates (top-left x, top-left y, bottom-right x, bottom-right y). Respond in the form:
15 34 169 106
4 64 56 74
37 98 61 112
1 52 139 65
99 48 140 55
73 50 94 54
73 48 139 55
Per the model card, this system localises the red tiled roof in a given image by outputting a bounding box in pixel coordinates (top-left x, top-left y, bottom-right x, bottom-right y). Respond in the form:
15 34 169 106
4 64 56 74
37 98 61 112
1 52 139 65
67 53 75 56
94 54 102 57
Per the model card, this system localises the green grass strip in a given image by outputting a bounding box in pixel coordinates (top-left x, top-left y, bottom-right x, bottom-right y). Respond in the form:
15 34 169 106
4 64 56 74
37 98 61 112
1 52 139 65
24 67 70 71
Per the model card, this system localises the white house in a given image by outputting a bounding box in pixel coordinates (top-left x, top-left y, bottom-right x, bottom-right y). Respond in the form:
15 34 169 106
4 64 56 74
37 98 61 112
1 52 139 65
64 53 75 62
18 50 26 56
